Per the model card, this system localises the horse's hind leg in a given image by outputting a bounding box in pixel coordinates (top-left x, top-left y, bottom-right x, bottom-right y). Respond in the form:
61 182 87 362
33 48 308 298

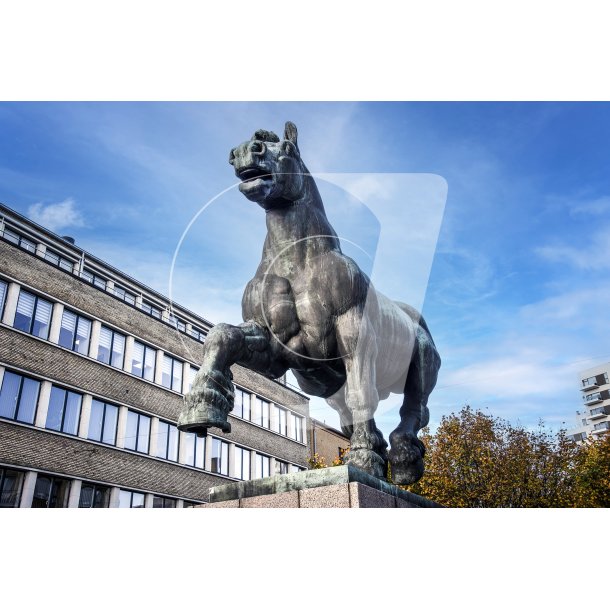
333 308 388 479
388 326 440 485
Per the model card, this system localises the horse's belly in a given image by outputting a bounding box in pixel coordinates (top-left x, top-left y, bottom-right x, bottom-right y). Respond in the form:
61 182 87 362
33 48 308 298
372 294 416 391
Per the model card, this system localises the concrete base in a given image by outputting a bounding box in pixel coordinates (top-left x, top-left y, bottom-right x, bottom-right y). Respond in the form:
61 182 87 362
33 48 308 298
200 465 441 508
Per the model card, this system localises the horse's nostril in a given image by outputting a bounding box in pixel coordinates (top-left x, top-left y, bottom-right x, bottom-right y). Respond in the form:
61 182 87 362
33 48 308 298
229 149 235 165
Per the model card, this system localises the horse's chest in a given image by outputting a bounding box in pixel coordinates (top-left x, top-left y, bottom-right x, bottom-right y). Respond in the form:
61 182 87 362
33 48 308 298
248 274 335 356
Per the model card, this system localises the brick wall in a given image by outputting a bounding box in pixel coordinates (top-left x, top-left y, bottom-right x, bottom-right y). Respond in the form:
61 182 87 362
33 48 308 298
0 421 221 501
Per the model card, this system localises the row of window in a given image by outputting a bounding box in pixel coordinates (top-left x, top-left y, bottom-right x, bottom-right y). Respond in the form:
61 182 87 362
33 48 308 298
0 369 305 480
234 388 304 442
0 222 208 345
2 279 306 441
0 466 201 508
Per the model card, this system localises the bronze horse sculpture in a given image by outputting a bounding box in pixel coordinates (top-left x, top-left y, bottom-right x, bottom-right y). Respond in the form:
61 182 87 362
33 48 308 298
178 121 440 484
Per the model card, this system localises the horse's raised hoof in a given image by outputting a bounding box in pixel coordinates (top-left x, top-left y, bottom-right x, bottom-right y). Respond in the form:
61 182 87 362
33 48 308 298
178 368 234 435
344 448 387 480
388 429 425 485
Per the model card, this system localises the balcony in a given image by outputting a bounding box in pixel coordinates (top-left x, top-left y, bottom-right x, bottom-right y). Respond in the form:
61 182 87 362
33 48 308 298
589 406 609 420
581 382 599 392
592 421 610 434
583 392 603 406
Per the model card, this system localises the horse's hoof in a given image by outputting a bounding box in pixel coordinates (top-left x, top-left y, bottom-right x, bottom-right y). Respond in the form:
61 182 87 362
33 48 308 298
178 369 234 434
344 448 387 480
388 431 425 485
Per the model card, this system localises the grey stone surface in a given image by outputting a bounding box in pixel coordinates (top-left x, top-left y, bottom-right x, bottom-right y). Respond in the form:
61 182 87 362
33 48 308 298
208 465 441 507
240 490 299 508
299 483 351 508
179 122 441 486
348 482 396 508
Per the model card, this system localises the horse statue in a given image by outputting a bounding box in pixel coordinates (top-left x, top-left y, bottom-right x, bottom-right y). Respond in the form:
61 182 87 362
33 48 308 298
178 121 440 485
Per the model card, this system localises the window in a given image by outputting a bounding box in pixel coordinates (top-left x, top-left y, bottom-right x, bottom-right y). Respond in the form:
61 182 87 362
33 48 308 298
132 341 156 381
253 397 270 428
234 446 251 480
189 326 206 342
79 483 111 508
113 285 136 306
162 354 183 392
187 365 199 392
211 438 229 475
81 268 107 290
289 464 303 474
88 399 119 445
234 388 251 420
0 371 40 424
0 279 7 319
168 314 186 332
13 289 53 340
0 467 25 508
58 309 92 355
272 404 287 436
183 501 200 508
153 496 177 508
32 475 71 508
257 454 271 479
0 227 36 253
124 410 151 453
288 412 304 442
141 300 162 319
118 489 145 508
275 460 288 475
46 386 82 435
44 249 74 272
97 325 126 369
157 420 180 462
184 433 205 469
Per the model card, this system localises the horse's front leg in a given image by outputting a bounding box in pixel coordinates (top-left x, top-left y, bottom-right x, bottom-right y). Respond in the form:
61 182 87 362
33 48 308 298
178 321 278 436
334 308 387 479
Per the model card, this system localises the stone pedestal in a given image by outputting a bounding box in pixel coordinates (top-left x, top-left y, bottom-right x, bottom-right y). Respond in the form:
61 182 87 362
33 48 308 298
200 465 441 508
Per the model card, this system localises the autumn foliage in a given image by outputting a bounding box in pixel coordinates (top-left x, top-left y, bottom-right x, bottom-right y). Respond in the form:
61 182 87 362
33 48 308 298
404 405 610 508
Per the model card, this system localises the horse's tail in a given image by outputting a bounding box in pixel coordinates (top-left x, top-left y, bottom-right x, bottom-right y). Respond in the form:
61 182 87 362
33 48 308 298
394 301 436 347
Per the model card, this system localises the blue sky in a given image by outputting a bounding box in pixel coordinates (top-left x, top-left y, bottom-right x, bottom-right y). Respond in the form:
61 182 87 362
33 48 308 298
2 101 610 439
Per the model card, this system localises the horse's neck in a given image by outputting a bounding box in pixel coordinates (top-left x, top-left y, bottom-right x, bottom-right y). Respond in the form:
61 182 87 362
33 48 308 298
264 177 339 266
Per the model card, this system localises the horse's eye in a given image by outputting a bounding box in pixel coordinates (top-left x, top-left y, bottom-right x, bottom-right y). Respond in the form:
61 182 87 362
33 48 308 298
229 148 236 165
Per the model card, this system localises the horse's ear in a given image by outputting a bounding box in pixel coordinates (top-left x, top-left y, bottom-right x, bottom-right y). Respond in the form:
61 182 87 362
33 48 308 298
284 121 299 152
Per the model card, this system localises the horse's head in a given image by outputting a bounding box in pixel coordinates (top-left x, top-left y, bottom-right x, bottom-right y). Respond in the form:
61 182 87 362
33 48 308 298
229 121 306 209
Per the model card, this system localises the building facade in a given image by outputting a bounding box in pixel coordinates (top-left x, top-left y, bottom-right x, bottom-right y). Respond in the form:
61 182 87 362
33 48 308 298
567 362 610 443
0 202 309 508
308 418 350 466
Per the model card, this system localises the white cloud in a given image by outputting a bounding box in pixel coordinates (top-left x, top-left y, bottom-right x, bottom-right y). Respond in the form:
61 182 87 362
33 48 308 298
569 195 610 216
535 226 610 271
28 198 85 233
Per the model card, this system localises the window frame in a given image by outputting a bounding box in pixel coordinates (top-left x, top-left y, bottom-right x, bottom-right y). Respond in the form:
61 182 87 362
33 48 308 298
87 399 119 446
45 385 82 436
58 308 92 355
124 409 151 454
0 370 41 424
13 289 53 340
97 325 126 370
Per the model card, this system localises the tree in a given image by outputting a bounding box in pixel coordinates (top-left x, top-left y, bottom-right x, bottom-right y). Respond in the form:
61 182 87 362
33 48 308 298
404 405 586 507
574 433 610 507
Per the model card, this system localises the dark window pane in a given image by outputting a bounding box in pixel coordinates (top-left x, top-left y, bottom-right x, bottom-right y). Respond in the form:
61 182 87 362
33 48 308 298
58 310 77 349
88 399 104 441
32 298 52 340
124 410 138 451
168 424 179 462
102 404 118 445
0 371 21 420
111 332 125 369
32 476 52 508
131 341 144 376
137 415 150 453
74 317 91 355
63 391 81 435
16 377 40 424
0 468 24 507
97 326 112 364
46 386 66 432
157 421 169 459
14 291 35 333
